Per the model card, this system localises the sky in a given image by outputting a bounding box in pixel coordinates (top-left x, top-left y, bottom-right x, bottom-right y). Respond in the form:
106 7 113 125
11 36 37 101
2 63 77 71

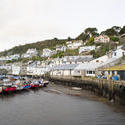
0 0 125 52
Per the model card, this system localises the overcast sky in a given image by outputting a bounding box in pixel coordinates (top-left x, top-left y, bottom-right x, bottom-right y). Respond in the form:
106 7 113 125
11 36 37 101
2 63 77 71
0 0 125 52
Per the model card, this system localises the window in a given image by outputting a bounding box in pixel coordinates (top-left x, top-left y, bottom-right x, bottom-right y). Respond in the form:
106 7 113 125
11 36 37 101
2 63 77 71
122 52 124 56
89 71 92 74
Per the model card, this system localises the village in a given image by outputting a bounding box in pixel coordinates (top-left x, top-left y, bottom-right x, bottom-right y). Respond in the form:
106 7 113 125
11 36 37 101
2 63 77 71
0 34 125 81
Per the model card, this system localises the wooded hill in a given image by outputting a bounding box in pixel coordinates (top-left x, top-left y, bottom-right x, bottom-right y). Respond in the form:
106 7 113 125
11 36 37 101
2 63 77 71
0 25 125 57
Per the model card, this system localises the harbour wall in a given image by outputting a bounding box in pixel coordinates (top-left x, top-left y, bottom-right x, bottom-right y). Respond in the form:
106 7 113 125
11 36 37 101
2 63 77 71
46 75 125 105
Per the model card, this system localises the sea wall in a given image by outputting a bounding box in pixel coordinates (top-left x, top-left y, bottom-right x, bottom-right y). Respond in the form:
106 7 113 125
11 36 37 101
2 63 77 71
46 75 125 105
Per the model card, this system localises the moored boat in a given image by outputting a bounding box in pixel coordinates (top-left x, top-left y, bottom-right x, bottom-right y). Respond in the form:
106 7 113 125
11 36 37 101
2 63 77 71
23 82 31 90
2 83 16 92
31 80 40 88
42 80 49 87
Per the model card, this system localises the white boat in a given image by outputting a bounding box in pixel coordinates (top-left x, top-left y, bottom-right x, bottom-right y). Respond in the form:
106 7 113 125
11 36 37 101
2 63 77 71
72 87 82 91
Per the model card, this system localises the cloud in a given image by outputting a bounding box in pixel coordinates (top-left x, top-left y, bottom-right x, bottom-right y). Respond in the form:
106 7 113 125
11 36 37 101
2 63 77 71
0 0 125 51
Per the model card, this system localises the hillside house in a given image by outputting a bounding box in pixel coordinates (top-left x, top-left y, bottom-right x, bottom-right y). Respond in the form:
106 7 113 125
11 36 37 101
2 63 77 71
56 46 67 52
67 40 83 50
12 65 21 75
22 48 38 58
41 48 57 57
79 46 96 54
0 54 20 61
74 48 125 77
94 35 110 43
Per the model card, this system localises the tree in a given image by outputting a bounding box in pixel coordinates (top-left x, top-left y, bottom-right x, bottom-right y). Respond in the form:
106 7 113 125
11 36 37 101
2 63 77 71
53 37 58 41
67 37 72 41
119 26 125 35
84 27 98 37
101 26 121 36
112 26 121 33
75 32 89 41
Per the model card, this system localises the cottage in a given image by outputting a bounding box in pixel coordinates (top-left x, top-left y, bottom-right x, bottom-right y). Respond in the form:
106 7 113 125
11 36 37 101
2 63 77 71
74 48 125 77
111 48 125 58
9 54 20 60
74 62 103 77
79 46 95 54
0 54 20 61
67 40 83 50
56 46 67 52
94 35 110 43
22 48 38 58
50 64 78 76
12 65 21 75
41 48 57 57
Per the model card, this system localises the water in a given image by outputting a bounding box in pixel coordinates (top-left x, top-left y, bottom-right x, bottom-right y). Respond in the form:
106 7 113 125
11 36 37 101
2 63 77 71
0 84 125 125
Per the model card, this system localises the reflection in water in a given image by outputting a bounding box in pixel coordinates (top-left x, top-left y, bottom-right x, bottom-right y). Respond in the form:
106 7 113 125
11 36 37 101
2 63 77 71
0 85 125 125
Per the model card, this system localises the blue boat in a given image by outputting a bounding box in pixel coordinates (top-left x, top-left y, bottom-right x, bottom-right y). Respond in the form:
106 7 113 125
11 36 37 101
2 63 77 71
23 85 31 89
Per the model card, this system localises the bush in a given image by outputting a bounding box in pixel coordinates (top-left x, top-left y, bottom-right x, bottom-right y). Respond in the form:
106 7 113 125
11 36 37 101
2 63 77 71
110 36 119 42
86 37 94 45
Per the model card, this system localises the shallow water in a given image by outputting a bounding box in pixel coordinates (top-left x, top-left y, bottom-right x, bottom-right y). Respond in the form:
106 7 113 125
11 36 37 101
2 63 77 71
0 84 125 125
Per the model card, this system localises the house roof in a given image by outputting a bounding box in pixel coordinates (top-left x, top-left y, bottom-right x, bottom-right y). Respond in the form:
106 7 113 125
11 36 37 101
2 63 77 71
52 64 78 70
75 55 122 71
75 62 103 71
101 65 125 71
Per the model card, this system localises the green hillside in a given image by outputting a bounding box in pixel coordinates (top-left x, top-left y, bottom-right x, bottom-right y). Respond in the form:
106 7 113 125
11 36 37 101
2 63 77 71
0 38 67 56
0 25 125 58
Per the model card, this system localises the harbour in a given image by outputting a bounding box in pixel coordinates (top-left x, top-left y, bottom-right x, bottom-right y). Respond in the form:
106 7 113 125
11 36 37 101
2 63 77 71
0 83 125 125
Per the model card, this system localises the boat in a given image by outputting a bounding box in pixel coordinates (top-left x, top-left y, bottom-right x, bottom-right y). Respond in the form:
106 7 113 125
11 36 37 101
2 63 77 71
13 80 23 91
42 80 49 87
31 80 40 88
2 83 16 92
22 82 31 90
72 87 82 91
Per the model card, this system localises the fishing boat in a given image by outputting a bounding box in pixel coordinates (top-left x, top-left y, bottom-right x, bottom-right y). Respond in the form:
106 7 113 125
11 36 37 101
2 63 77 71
38 80 44 87
2 83 16 93
23 82 31 90
31 80 40 88
42 80 49 87
13 80 23 91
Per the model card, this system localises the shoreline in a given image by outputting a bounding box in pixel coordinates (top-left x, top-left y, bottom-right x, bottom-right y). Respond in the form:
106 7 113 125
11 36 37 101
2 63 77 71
46 83 125 115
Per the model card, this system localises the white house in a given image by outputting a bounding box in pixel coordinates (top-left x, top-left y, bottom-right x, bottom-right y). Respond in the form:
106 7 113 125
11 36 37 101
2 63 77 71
10 54 20 60
50 64 78 76
0 54 20 61
67 40 83 49
22 48 38 58
0 65 12 71
41 48 57 57
79 46 96 54
74 48 125 77
50 56 93 67
12 65 21 75
94 35 110 43
0 56 9 61
27 61 51 76
56 46 67 52
111 48 125 58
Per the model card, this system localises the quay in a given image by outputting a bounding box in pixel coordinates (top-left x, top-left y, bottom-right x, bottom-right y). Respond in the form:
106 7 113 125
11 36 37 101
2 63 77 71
46 75 125 105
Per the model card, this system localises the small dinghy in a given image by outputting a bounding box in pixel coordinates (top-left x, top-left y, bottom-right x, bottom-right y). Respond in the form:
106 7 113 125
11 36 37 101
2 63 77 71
72 87 82 91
